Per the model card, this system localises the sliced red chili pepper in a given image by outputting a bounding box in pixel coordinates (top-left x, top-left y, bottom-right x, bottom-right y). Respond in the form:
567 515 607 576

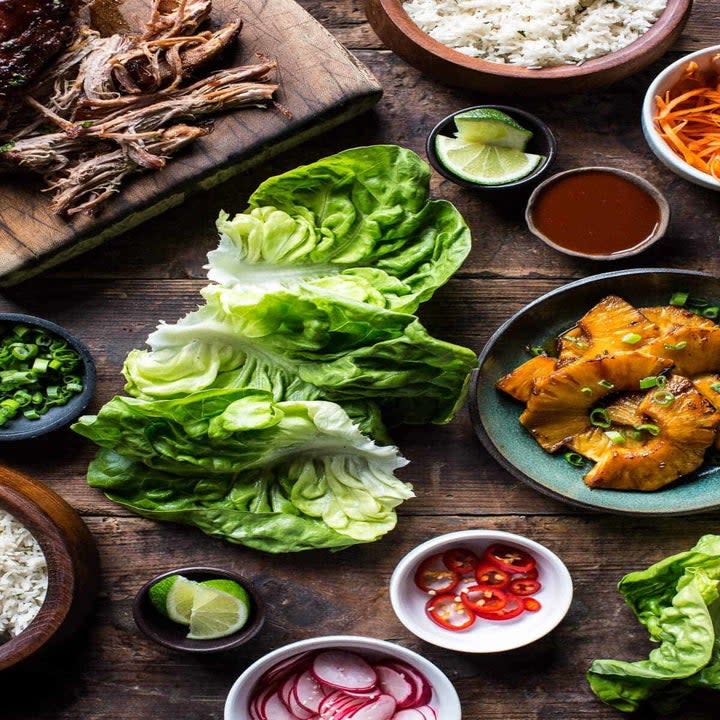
460 585 507 614
442 547 479 575
524 597 542 612
475 563 511 588
475 593 525 621
414 554 459 594
511 566 538 581
509 578 541 596
483 543 537 574
426 593 476 631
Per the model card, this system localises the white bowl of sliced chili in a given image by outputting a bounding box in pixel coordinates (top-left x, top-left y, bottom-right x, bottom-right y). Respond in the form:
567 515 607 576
390 530 573 653
642 44 720 191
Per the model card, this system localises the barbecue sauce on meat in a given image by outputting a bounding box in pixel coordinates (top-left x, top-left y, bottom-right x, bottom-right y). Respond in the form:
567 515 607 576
0 0 77 93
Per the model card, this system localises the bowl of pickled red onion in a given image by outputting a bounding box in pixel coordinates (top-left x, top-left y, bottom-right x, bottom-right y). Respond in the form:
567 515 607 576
223 634 461 720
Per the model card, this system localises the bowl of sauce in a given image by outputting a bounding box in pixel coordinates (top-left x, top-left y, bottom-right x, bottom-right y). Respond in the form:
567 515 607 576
525 167 669 260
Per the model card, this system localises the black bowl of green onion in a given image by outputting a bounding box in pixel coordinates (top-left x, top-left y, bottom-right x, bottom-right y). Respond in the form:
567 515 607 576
0 314 96 441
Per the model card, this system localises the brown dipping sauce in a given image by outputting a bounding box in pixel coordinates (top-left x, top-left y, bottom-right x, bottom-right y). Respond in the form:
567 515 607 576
529 169 661 256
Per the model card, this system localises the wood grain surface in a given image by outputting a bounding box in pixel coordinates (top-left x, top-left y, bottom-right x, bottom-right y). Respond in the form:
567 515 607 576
1 1 720 718
0 0 381 286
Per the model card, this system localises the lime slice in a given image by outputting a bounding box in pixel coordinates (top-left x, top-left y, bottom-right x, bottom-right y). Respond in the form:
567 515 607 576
187 584 251 640
435 136 544 186
149 575 198 624
454 108 533 149
201 578 250 604
163 575 198 624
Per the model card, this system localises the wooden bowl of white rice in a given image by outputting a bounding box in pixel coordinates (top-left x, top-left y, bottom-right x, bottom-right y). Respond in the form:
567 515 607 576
365 0 693 96
0 465 98 671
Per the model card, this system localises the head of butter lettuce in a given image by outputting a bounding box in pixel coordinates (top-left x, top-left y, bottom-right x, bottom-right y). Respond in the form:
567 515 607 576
75 145 476 553
588 534 720 713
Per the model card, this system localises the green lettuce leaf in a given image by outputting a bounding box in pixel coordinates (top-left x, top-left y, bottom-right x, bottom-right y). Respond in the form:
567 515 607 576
124 283 477 424
74 390 413 551
587 569 719 713
205 145 471 314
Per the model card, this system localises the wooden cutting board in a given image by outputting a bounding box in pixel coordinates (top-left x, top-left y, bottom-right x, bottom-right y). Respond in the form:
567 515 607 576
0 0 382 286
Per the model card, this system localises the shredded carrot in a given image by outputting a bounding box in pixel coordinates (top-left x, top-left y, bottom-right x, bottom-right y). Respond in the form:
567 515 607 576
654 55 720 179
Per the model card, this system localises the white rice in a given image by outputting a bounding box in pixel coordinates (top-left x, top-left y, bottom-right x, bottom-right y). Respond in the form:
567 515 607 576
0 510 48 640
402 0 668 68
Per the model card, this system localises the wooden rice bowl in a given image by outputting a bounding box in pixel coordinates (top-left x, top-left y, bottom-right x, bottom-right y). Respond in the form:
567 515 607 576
365 0 693 96
0 465 99 671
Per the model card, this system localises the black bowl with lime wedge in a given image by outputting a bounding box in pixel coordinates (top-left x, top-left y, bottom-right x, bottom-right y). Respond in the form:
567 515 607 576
426 105 557 192
133 566 265 653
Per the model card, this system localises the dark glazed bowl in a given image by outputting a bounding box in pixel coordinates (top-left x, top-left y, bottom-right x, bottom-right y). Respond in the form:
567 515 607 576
0 465 99 671
133 566 265 653
366 0 693 96
426 105 557 192
470 269 720 516
0 313 96 442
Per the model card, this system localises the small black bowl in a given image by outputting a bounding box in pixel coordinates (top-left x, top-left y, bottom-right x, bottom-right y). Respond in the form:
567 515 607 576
426 105 557 191
0 313 96 442
133 566 266 654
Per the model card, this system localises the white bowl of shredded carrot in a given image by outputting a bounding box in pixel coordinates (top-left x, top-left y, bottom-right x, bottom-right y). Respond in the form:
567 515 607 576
642 44 720 190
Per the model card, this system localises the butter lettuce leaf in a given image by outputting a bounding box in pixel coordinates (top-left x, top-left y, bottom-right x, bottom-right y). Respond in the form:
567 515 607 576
587 569 718 712
124 283 477 424
208 145 471 314
75 390 413 552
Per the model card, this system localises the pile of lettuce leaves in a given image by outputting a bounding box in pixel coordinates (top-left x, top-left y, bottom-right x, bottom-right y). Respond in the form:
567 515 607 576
73 145 477 553
588 534 720 713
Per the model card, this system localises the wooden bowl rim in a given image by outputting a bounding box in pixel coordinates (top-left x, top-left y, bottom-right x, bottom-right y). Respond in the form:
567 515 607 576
525 166 670 260
0 478 76 669
133 565 266 653
369 0 693 79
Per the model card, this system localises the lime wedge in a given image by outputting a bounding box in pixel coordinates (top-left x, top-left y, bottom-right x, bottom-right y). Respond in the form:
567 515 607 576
149 575 196 623
201 578 250 604
187 584 251 640
435 136 544 186
163 575 198 624
454 108 533 149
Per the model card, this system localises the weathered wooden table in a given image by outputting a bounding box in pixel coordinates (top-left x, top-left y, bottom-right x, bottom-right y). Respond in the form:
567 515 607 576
2 2 720 718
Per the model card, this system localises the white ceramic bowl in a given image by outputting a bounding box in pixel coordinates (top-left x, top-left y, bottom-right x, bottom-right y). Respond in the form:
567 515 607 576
642 44 720 191
224 634 462 720
390 530 573 653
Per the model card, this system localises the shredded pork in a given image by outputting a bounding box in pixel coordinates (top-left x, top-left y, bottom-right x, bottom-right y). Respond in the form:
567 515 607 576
0 0 279 216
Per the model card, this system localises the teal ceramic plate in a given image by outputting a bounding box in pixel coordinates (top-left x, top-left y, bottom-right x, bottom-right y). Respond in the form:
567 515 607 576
470 268 720 516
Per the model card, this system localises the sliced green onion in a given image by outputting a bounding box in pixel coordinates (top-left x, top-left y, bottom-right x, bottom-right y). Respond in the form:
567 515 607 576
530 345 545 356
639 375 667 390
704 306 719 319
597 380 615 390
670 291 689 307
664 341 688 351
605 430 626 444
622 332 642 345
32 357 49 373
580 386 593 395
563 452 585 468
710 383 720 393
590 407 611 428
635 423 661 436
653 390 675 406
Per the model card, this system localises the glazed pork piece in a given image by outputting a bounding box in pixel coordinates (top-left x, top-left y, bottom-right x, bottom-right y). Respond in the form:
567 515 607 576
0 0 78 93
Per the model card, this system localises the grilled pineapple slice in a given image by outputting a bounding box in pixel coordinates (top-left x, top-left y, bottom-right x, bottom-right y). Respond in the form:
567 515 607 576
641 306 720 375
605 392 646 428
520 352 672 452
584 375 720 490
689 373 720 450
496 354 557 403
556 296 659 366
